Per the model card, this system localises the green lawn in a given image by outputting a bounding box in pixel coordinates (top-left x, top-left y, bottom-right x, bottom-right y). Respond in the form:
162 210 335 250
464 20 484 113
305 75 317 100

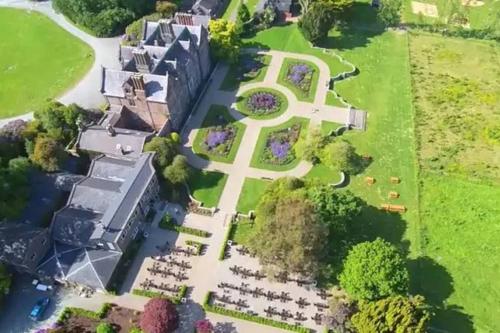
229 219 256 246
187 170 228 208
417 173 500 333
220 54 271 91
236 177 270 213
236 87 289 120
250 117 310 171
0 8 94 118
409 32 500 332
277 58 319 102
320 121 343 136
242 24 352 77
304 164 342 184
326 92 347 107
192 105 246 163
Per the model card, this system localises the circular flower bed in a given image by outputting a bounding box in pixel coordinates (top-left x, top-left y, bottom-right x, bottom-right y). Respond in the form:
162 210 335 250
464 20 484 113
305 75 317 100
247 92 281 114
237 88 288 119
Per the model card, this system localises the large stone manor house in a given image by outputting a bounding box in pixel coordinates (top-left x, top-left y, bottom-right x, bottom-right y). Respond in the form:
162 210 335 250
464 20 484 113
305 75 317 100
101 13 212 134
0 14 212 292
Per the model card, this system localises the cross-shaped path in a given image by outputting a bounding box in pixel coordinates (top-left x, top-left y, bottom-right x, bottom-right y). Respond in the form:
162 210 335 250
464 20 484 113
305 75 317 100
181 49 351 213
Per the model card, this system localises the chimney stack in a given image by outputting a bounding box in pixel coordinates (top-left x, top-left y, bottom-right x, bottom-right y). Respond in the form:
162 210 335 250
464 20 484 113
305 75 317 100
159 19 175 44
132 48 152 73
130 74 145 91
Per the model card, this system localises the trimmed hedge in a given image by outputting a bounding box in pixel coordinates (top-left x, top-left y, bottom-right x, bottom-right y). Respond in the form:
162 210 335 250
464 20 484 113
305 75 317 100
407 23 500 42
132 285 187 305
203 292 311 333
218 222 234 261
57 303 113 324
159 214 210 237
185 240 204 255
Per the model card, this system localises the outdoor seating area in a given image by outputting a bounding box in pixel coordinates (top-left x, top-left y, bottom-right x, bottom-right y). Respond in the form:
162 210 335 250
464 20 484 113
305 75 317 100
215 245 335 331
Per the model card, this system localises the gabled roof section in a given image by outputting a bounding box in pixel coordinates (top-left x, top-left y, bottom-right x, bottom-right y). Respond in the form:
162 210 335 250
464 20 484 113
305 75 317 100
0 224 47 267
51 153 156 247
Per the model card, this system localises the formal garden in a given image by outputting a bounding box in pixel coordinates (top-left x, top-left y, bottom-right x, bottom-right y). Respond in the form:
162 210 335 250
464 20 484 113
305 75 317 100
236 88 288 119
250 117 310 171
220 54 272 91
0 8 93 119
277 58 319 102
193 105 246 163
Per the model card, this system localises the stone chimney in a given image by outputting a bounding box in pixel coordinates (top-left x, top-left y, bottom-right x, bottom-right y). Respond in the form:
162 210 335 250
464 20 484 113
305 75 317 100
159 19 175 44
132 48 152 73
130 74 145 91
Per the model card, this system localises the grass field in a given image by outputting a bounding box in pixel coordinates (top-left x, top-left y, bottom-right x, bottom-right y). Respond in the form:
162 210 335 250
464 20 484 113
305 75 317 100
229 219 255 246
250 117 310 171
236 87 289 120
320 121 343 136
220 54 272 91
417 173 500 333
236 177 270 213
187 170 228 208
409 32 500 182
192 105 246 163
277 58 319 102
409 32 500 332
0 8 93 118
222 0 240 20
402 0 500 30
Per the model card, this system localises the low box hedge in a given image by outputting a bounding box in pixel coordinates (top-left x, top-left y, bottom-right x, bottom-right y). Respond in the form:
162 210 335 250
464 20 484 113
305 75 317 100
57 303 113 324
202 292 311 333
185 240 204 255
159 214 210 238
218 223 234 261
132 285 187 305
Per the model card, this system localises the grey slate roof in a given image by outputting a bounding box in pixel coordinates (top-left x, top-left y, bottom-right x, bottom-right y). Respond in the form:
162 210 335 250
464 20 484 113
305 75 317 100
0 224 46 267
37 242 121 290
101 68 169 103
52 153 156 247
77 123 153 158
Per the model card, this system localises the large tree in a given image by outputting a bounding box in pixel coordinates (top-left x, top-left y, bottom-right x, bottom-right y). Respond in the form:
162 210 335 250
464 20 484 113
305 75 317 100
140 298 179 333
163 155 190 184
144 137 178 169
0 157 30 220
321 140 361 174
156 1 177 18
31 136 67 172
351 295 431 333
377 0 403 27
208 19 240 64
339 238 409 300
308 185 362 233
96 322 115 333
299 1 336 44
249 182 328 274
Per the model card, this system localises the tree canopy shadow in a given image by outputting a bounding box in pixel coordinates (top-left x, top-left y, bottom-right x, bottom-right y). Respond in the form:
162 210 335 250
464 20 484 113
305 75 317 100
320 2 386 51
319 200 409 284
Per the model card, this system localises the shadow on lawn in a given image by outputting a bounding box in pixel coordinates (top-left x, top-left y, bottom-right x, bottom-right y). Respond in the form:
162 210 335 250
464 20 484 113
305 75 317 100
409 256 475 333
320 2 386 51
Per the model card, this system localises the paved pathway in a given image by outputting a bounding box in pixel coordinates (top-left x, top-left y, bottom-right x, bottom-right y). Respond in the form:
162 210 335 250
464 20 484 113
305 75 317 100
0 0 120 127
181 49 351 212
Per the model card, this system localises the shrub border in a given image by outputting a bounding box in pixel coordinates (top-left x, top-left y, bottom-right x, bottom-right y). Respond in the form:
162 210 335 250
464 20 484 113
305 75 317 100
132 285 188 305
218 222 235 261
57 303 113 325
185 239 204 255
159 214 210 238
203 292 312 332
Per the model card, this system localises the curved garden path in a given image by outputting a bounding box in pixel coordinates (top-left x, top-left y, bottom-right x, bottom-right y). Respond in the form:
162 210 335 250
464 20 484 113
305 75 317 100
0 0 120 127
181 49 352 212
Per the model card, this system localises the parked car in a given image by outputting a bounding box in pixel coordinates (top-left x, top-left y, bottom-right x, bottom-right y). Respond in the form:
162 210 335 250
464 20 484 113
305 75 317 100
29 297 50 321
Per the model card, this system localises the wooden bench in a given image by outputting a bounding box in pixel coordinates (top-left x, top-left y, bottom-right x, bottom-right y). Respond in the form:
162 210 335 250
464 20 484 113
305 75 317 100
390 177 400 184
388 191 399 199
380 204 406 213
365 177 375 185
